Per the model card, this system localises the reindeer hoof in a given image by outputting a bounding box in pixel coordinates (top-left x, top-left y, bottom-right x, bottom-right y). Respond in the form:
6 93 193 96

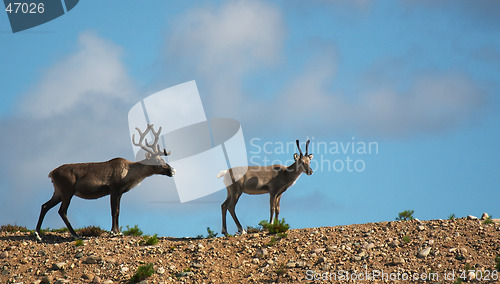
236 230 247 235
111 231 123 237
34 232 43 242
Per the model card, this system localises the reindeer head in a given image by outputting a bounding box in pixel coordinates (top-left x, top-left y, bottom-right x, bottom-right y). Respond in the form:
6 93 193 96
293 139 313 175
132 124 176 177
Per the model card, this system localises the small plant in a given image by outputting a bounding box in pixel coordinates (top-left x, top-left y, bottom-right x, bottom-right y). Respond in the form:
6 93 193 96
130 263 154 283
265 236 277 247
275 263 287 282
495 254 500 271
402 235 411 243
75 239 84 246
453 278 463 284
76 226 105 237
139 234 159 246
396 210 414 221
123 225 143 236
206 227 218 238
277 232 288 239
448 213 456 220
259 218 290 234
246 226 262 233
0 224 29 233
51 227 69 233
483 215 493 224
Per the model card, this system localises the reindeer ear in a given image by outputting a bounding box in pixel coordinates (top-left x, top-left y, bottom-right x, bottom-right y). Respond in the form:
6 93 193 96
294 153 300 161
308 154 314 160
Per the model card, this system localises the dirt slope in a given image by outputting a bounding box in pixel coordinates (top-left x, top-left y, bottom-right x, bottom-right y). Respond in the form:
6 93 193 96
1 218 499 283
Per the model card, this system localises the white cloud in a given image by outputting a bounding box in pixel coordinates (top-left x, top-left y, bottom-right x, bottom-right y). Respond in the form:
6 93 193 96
162 1 486 138
164 0 285 117
19 31 135 119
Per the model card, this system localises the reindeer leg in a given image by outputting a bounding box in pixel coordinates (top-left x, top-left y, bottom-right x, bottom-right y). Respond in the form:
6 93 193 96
275 195 282 222
110 191 123 234
228 190 245 234
35 193 62 241
269 194 277 223
221 190 231 236
58 196 79 239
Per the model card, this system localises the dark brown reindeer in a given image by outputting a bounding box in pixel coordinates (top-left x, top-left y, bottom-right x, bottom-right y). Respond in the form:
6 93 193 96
35 124 175 241
218 139 313 236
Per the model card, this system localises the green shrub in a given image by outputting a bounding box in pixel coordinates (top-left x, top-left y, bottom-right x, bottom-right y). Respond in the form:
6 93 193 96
402 235 411 243
206 227 218 238
495 254 500 271
396 210 414 221
265 236 277 247
76 226 106 237
130 263 154 283
123 225 143 236
259 218 290 234
483 216 493 225
0 224 29 233
448 213 456 220
140 234 159 246
75 239 84 246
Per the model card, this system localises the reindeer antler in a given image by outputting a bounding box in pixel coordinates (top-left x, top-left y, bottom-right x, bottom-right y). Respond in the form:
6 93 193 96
305 140 310 155
132 124 169 156
296 140 303 156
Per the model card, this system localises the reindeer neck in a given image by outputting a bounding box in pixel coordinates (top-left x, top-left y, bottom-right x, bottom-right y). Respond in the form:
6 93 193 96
131 160 163 178
285 161 304 180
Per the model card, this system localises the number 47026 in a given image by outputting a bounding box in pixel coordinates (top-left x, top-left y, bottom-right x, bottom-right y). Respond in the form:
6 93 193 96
6 2 45 14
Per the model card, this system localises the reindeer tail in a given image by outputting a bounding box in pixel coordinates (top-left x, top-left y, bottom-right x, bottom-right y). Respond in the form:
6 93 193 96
217 169 228 179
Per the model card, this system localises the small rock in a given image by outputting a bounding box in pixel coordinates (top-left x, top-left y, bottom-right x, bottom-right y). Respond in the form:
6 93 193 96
468 271 476 280
91 275 101 284
52 262 66 270
256 248 268 257
84 255 102 264
313 248 326 254
187 244 195 250
0 251 8 258
417 225 425 231
75 252 83 259
391 257 405 265
103 280 113 284
417 247 431 258
389 240 400 247
286 262 296 268
41 276 53 284
318 256 326 263
252 258 259 264
176 271 194 277
467 215 478 220
459 247 467 255
82 273 93 280
55 279 70 284
363 243 375 250
33 280 42 284
191 263 204 269
120 267 129 273
481 213 489 220
157 267 165 275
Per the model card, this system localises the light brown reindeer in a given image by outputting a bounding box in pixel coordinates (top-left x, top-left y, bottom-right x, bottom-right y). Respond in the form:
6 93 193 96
218 139 313 236
35 124 175 241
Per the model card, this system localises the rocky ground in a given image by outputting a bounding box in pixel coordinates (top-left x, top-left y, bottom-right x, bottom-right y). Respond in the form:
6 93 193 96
1 217 499 284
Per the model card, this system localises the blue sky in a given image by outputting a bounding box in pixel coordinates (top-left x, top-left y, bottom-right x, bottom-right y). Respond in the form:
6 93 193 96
0 1 499 237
